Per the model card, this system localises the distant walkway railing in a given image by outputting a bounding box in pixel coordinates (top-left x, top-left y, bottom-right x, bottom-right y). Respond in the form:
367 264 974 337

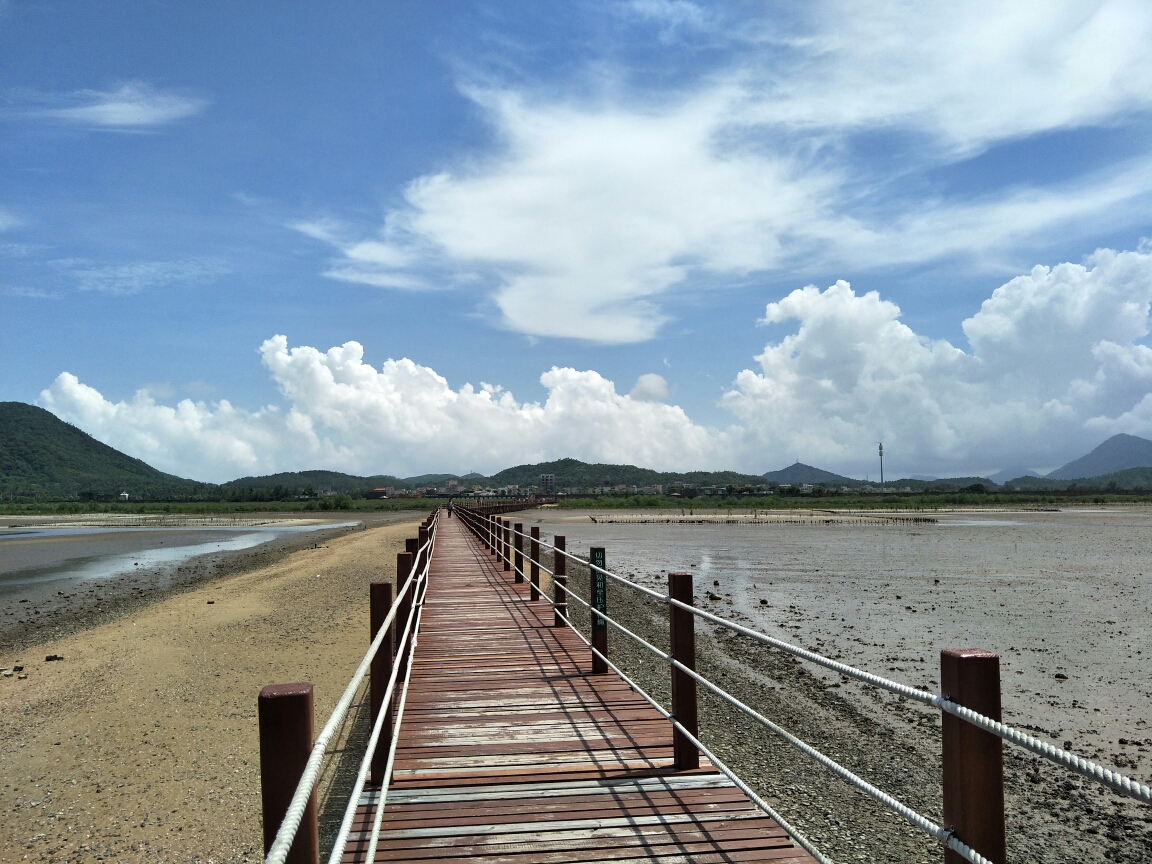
256 507 440 864
455 504 1150 864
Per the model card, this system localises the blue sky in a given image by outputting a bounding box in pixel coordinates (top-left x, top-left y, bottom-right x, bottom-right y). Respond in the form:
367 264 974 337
4 1 1152 481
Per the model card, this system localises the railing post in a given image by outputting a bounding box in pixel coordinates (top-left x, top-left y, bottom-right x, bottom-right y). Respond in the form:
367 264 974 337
418 525 430 580
370 582 393 785
395 551 415 683
941 649 1005 864
668 573 699 770
553 535 567 627
502 520 511 572
589 546 608 674
258 683 319 864
514 522 524 584
530 526 540 600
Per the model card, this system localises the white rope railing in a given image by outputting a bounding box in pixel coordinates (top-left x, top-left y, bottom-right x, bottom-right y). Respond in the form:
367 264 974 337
456 508 1149 863
361 564 428 864
510 522 1152 806
264 511 438 864
323 558 429 864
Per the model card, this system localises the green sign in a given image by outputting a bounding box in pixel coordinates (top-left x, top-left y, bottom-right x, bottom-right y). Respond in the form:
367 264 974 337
590 547 607 632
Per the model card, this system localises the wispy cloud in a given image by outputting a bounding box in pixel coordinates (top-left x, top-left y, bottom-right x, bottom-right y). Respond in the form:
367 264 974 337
20 81 208 130
58 258 227 296
1 285 56 299
0 207 19 231
303 2 1152 343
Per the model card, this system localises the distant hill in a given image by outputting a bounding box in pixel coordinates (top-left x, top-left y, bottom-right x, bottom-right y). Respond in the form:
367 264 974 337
485 458 764 490
762 462 859 486
1047 434 1152 480
0 402 209 500
222 470 406 493
989 466 1040 485
402 473 459 487
1006 466 1152 491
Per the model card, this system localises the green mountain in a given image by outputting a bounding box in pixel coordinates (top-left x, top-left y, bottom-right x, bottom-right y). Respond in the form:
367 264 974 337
221 470 406 493
1004 466 1152 491
484 457 765 489
761 462 860 486
0 402 209 501
1047 433 1152 480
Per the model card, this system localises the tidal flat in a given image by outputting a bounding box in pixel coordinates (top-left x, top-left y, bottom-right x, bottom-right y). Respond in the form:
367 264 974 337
0 512 414 654
532 506 1151 863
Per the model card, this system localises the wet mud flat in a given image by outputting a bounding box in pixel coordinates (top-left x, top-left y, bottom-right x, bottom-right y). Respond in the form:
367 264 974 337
533 507 1152 863
0 511 412 655
0 516 421 863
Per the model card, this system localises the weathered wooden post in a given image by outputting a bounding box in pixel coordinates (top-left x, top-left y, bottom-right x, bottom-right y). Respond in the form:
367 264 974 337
941 649 1005 864
395 551 415 682
553 535 567 627
514 522 524 584
589 546 608 673
418 524 429 577
502 520 511 572
668 573 699 770
529 526 540 600
369 582 393 785
258 683 319 864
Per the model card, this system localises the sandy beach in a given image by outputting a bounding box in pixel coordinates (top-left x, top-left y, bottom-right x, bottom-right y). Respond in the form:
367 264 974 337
0 515 421 863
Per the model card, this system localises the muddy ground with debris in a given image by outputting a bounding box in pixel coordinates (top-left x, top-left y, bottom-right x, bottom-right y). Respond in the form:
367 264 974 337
532 507 1152 863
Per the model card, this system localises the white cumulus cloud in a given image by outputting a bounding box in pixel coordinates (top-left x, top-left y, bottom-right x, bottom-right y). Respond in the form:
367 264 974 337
39 248 1152 481
723 247 1152 475
40 336 728 482
629 373 670 402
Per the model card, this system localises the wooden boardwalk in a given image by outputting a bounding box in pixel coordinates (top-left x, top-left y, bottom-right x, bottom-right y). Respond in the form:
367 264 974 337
342 515 816 863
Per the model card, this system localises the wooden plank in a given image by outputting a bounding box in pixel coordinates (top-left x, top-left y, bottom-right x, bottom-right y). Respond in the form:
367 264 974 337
340 515 817 864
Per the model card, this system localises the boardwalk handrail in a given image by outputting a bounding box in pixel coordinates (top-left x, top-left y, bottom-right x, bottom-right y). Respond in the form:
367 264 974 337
455 505 1149 864
263 508 439 864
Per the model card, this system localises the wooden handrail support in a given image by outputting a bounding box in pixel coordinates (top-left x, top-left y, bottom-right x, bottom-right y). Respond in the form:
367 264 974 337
669 572 699 770
395 550 415 684
530 526 541 600
553 535 567 627
942 648 1005 864
370 582 393 785
258 683 319 864
514 522 524 584
589 546 608 674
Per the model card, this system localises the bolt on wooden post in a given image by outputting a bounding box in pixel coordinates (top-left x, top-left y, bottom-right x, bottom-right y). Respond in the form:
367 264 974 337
369 582 393 785
589 546 608 674
529 526 541 600
668 572 699 770
941 648 1006 864
258 683 319 864
553 535 567 627
514 523 524 584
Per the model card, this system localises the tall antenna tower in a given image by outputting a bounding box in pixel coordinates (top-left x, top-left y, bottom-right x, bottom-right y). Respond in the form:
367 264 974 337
878 442 884 485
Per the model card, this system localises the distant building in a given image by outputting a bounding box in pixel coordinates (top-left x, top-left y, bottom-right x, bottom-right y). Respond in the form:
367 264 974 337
367 488 391 499
447 479 459 491
119 491 129 501
539 473 555 493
